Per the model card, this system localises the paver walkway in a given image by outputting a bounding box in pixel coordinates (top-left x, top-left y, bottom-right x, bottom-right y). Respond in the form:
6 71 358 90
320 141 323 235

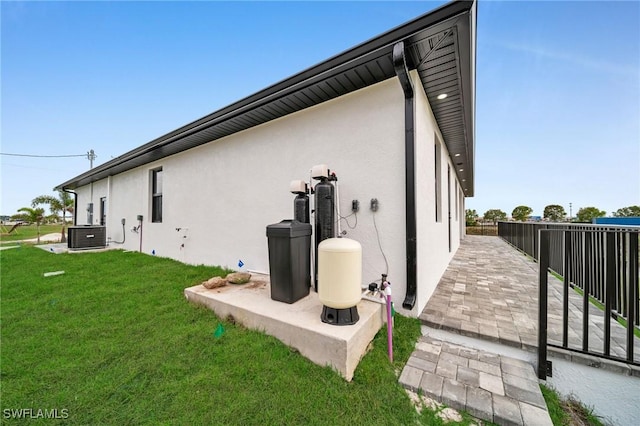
419 236 639 361
400 235 639 425
400 335 552 426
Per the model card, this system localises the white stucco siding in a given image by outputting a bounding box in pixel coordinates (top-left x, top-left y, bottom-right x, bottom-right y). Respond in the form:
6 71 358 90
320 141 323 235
71 72 465 318
73 76 409 300
107 167 149 248
163 76 407 281
414 70 462 313
75 179 108 226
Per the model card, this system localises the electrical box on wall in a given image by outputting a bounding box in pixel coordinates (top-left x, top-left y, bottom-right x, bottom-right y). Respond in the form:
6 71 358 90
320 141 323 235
87 203 94 224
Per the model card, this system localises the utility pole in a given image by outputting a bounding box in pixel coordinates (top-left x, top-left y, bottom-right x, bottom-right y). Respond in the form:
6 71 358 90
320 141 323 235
87 149 96 169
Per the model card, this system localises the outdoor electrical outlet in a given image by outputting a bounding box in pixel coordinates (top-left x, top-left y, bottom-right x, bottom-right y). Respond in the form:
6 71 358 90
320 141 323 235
352 199 359 212
370 198 379 212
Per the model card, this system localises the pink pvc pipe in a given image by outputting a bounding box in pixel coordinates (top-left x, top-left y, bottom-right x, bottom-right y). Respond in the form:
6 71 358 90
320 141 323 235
386 291 393 362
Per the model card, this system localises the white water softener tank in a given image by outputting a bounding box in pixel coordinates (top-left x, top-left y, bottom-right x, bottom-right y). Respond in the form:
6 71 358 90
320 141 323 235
318 238 361 325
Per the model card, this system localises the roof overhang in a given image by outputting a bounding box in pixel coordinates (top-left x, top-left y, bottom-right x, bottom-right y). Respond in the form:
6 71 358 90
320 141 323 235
56 0 476 195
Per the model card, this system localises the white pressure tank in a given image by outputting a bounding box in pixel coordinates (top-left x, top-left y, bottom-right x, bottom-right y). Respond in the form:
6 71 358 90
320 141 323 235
318 237 362 309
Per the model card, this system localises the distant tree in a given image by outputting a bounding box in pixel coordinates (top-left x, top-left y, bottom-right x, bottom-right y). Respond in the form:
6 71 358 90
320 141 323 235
575 207 606 223
543 204 566 222
483 209 507 225
511 205 533 222
32 190 74 243
465 209 479 226
13 207 45 243
613 205 640 217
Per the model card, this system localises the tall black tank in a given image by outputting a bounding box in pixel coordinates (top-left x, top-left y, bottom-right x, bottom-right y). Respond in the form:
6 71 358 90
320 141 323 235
314 179 335 290
294 194 310 223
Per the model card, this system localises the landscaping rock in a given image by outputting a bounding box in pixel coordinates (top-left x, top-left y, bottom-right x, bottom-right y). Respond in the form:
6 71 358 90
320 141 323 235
226 272 251 284
203 276 227 289
437 407 463 423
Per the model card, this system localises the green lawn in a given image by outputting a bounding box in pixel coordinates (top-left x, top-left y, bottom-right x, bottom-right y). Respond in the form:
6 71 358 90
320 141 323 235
541 384 604 426
1 247 464 425
0 224 64 243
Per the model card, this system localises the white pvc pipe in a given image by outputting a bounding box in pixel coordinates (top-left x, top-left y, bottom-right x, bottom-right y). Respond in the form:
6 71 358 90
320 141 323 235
335 176 342 237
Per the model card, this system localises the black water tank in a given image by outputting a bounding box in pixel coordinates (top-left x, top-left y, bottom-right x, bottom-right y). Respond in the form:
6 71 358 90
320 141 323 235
314 180 334 290
266 220 312 304
294 194 309 223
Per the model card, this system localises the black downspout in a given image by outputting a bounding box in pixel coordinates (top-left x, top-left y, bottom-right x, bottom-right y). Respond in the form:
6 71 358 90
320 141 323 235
393 42 417 310
62 188 78 226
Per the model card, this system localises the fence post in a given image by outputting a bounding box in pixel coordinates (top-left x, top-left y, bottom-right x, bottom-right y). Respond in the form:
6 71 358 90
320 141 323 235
538 230 550 379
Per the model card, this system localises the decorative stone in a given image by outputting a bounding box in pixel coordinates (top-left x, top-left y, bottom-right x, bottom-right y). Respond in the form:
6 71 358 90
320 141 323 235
226 272 251 285
203 276 227 289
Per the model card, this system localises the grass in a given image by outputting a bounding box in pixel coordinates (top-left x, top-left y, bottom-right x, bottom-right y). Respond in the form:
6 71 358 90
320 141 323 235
1 246 484 425
0 224 64 243
541 384 604 426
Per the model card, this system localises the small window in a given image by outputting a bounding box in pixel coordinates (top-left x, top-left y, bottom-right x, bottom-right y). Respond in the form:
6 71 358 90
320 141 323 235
435 138 442 222
454 182 458 220
151 168 163 223
100 197 106 226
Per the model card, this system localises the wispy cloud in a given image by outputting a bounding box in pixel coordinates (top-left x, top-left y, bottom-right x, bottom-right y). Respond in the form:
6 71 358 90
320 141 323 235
488 39 639 79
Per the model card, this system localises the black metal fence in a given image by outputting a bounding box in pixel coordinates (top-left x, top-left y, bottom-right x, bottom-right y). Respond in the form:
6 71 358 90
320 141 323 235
498 222 640 378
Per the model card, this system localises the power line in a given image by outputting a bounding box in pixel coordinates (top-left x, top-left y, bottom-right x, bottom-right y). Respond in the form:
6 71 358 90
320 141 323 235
0 152 86 158
1 150 97 169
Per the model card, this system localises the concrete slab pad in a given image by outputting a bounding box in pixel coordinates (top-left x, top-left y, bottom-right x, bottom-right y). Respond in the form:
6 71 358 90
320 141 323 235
184 277 383 381
35 242 119 254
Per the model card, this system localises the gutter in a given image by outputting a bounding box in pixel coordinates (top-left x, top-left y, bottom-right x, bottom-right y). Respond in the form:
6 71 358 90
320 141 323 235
62 188 78 226
393 41 417 310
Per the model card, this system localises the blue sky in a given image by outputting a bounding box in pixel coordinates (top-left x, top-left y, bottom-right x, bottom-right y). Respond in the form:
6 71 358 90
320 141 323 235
2 1 638 218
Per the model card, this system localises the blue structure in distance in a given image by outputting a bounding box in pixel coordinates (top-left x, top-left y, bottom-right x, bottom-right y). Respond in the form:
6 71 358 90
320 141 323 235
593 217 640 226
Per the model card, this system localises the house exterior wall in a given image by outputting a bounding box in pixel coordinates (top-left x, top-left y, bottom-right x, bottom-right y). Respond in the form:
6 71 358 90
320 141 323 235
76 179 108 226
73 72 465 317
413 70 462 312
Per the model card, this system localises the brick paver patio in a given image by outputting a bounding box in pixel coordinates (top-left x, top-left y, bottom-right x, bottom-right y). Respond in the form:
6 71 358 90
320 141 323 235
419 235 639 361
400 235 639 425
